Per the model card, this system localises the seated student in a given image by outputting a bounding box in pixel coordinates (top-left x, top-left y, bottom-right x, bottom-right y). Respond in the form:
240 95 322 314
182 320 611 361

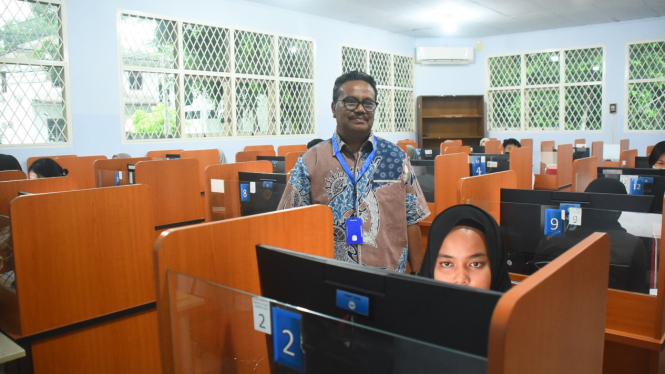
648 141 665 169
419 205 512 292
534 178 648 293
27 158 68 179
406 144 418 160
479 137 490 146
502 138 521 153
112 153 131 159
0 154 22 171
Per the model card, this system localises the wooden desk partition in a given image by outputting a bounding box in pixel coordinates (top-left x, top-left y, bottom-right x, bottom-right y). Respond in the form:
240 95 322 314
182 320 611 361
203 161 273 221
154 205 335 374
0 177 77 216
244 145 274 151
26 155 75 168
575 138 586 146
180 149 220 192
55 155 107 189
397 139 418 149
439 140 463 154
433 153 469 215
135 159 204 229
534 144 573 191
458 170 516 224
620 149 637 168
235 150 276 162
93 157 152 187
3 186 161 374
509 147 532 190
442 145 471 155
147 150 183 160
572 156 598 192
488 232 609 374
485 139 502 154
540 141 555 174
0 170 25 182
647 145 654 157
621 139 630 151
592 141 604 166
285 151 302 174
277 144 306 156
520 138 533 149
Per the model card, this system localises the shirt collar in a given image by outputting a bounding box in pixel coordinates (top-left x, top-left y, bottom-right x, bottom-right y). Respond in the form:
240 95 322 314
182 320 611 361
332 130 375 157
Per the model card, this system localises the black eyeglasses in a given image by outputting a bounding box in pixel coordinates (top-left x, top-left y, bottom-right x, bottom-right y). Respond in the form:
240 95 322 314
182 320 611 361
337 98 379 112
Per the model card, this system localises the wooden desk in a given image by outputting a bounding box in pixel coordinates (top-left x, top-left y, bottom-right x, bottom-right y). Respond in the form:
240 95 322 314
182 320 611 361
0 332 24 364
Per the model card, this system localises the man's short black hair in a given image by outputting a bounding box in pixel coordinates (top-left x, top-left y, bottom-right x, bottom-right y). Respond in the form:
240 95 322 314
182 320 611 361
332 70 377 102
502 138 521 149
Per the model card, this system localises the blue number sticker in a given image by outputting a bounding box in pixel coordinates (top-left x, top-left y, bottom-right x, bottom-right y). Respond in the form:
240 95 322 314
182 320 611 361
272 307 304 372
544 209 564 237
629 178 644 195
240 183 250 201
472 156 485 176
114 172 120 186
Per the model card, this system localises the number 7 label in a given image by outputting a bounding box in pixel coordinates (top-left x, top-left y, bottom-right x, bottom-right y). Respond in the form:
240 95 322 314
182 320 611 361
272 307 304 372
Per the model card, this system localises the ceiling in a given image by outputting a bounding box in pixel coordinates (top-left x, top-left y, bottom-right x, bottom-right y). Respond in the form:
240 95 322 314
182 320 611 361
238 0 665 38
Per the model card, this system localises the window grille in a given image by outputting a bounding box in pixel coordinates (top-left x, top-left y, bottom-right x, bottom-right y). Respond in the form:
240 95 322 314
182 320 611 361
119 11 315 141
342 46 415 132
626 40 665 131
0 0 70 145
487 46 604 131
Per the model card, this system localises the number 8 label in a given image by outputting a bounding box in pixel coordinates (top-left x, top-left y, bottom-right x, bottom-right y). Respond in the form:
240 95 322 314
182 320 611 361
272 307 304 372
240 183 250 201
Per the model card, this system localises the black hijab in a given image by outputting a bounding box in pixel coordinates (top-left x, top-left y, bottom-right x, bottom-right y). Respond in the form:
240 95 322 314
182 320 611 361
419 205 512 292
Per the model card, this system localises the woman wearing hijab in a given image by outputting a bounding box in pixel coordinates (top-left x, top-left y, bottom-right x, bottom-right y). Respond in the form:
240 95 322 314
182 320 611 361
419 205 512 292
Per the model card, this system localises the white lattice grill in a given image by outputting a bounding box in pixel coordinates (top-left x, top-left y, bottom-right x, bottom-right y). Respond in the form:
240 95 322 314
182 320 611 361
119 14 177 69
629 41 665 80
394 55 414 88
369 51 391 86
183 75 232 137
394 90 414 132
0 0 69 145
278 37 313 79
526 52 560 86
487 90 521 131
565 85 602 130
0 63 68 144
628 81 665 131
123 71 181 140
182 23 230 72
488 55 521 88
235 78 277 136
235 30 274 76
342 46 366 73
565 48 603 83
279 81 314 135
373 88 393 132
525 88 559 129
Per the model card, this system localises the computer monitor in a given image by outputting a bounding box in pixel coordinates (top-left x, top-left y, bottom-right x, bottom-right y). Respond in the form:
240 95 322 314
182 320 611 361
257 156 286 174
597 167 665 213
468 153 510 174
238 172 288 216
256 244 502 358
635 157 651 169
420 148 440 160
410 160 434 203
500 188 657 293
469 145 485 154
573 147 590 160
165 154 181 160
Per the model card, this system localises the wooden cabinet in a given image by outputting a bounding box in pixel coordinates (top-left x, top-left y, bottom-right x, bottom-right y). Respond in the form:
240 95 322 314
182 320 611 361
417 95 484 149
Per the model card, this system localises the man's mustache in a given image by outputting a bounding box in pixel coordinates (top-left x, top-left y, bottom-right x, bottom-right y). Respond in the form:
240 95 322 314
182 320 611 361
349 114 369 121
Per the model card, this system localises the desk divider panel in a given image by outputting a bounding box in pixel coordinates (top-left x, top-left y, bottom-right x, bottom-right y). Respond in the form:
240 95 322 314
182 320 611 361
647 145 655 157
572 156 598 192
203 161 273 221
244 145 274 151
621 139 630 152
488 233 609 374
459 170 516 224
520 138 533 149
575 138 586 146
285 151 302 174
154 205 334 374
534 144 572 191
442 145 471 155
0 177 77 216
540 141 555 174
93 157 151 187
26 155 76 168
509 146 532 190
484 140 502 154
55 155 107 189
592 141 604 166
621 149 637 168
235 150 276 162
434 153 469 215
439 140 463 154
277 144 306 156
180 149 220 192
135 158 204 228
396 139 418 149
0 170 26 182
147 150 184 160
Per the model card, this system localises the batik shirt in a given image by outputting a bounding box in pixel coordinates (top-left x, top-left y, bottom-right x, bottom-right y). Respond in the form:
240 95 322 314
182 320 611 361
278 132 430 272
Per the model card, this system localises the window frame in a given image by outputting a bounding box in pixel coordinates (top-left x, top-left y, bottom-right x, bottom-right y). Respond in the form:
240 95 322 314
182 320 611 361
117 9 317 143
624 38 665 133
485 44 606 133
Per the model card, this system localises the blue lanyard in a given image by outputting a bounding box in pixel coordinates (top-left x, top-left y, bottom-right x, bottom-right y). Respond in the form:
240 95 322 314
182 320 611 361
332 135 376 213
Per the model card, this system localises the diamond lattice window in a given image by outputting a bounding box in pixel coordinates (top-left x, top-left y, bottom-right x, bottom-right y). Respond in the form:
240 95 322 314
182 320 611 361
627 40 665 131
487 47 604 131
0 0 70 145
119 11 315 140
342 46 415 132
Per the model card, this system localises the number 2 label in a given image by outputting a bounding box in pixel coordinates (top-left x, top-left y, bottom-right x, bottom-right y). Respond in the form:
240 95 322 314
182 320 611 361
272 307 304 372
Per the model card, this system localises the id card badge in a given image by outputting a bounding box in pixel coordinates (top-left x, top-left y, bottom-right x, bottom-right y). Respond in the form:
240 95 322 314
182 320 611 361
346 217 363 245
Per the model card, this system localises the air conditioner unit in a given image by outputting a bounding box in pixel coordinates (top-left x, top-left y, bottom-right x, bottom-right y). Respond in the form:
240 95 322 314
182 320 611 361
416 47 474 65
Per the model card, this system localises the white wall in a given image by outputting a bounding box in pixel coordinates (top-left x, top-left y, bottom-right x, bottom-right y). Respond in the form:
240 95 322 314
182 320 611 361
415 17 665 158
6 0 415 169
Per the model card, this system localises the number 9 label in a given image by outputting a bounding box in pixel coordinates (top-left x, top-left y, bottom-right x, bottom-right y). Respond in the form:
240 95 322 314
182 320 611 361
544 209 564 237
272 307 304 372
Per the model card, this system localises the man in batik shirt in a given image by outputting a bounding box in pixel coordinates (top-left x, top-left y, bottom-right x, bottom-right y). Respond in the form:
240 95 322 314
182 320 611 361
278 71 430 273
